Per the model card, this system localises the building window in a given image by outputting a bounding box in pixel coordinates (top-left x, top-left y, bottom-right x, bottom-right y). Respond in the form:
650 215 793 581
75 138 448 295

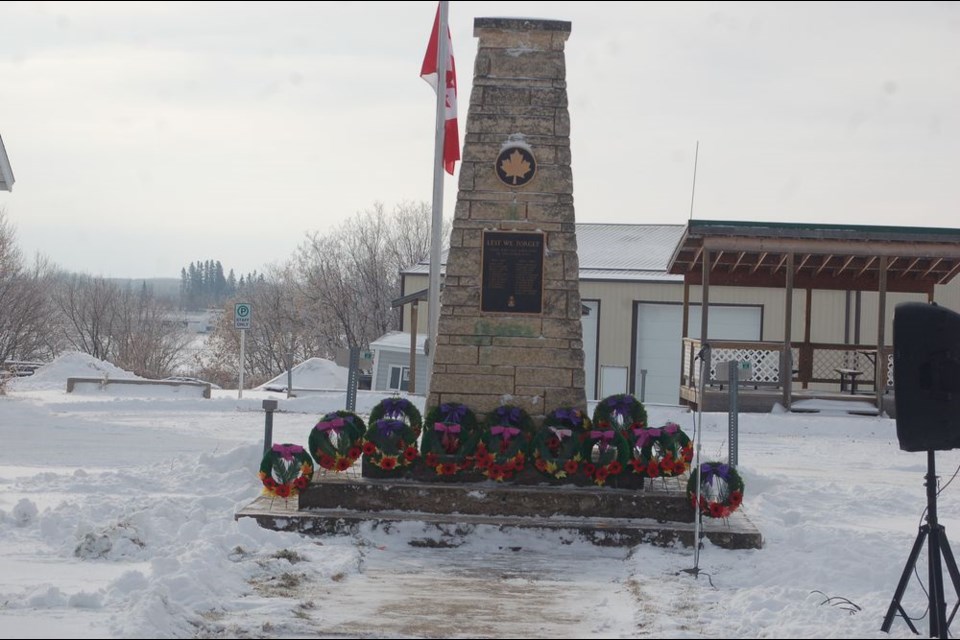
388 365 410 391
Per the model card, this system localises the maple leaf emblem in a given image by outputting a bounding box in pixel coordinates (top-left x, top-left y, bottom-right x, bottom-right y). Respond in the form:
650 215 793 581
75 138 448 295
500 150 532 185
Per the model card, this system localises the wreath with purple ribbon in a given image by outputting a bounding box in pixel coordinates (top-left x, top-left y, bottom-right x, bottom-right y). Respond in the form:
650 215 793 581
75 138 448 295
258 443 313 499
592 393 648 432
362 397 422 471
580 423 631 486
420 402 481 476
627 421 693 479
308 410 366 472
476 405 534 481
687 462 744 518
532 407 590 480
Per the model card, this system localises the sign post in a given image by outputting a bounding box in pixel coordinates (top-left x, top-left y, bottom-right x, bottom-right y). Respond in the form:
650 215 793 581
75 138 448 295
235 303 252 399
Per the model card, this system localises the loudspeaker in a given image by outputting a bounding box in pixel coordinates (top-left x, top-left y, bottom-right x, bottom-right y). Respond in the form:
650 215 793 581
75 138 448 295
894 302 960 452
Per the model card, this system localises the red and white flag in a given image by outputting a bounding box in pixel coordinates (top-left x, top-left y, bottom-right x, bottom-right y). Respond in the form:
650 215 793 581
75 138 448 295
420 3 460 175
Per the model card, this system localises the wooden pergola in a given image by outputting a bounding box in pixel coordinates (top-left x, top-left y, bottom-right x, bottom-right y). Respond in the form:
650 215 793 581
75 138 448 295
667 220 960 411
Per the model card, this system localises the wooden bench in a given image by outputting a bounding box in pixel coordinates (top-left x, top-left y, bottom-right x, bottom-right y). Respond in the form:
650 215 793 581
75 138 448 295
66 377 211 398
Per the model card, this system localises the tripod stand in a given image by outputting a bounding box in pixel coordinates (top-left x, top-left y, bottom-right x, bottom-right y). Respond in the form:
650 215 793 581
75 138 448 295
882 451 960 638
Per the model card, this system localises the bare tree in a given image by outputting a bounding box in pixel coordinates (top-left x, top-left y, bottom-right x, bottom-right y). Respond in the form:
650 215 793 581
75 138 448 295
112 283 193 378
0 210 62 363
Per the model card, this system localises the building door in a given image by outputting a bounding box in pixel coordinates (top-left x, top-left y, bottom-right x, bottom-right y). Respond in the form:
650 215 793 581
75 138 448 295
581 300 599 400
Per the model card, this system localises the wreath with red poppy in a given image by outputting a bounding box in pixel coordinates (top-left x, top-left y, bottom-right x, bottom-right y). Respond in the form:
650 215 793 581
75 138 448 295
258 443 313 499
580 424 631 486
475 405 534 482
362 397 422 471
420 402 481 476
627 421 694 479
308 410 366 472
687 462 745 518
592 393 648 432
532 407 590 480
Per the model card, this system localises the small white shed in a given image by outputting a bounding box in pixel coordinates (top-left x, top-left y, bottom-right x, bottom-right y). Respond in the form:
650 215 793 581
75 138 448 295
370 331 427 393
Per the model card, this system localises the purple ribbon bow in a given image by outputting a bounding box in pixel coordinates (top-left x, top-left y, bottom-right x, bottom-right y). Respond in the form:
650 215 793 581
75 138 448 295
272 443 304 461
701 463 731 485
553 408 582 427
549 427 572 439
606 395 634 419
496 406 521 426
441 403 466 423
663 422 679 435
632 428 661 448
491 425 521 440
434 422 461 434
381 397 409 418
315 417 346 433
376 419 405 436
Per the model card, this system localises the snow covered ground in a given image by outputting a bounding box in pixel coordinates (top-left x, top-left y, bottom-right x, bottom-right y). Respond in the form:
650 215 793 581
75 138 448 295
0 352 956 638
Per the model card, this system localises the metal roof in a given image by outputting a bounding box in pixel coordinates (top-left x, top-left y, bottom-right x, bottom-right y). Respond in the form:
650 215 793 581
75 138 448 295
0 135 13 192
667 219 960 294
403 223 687 279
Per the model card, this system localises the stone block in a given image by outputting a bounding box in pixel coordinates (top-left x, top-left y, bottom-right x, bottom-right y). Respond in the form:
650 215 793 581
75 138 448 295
517 366 572 387
430 373 515 395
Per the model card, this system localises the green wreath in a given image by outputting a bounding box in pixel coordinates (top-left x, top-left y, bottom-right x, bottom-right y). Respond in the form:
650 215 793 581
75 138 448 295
420 402 481 476
308 410 366 472
476 405 534 482
592 393 648 431
687 462 745 518
363 397 422 470
580 424 631 486
532 407 590 480
259 443 313 498
627 421 694 479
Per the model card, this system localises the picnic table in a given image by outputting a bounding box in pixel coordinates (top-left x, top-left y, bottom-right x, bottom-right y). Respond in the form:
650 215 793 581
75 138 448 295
835 368 863 394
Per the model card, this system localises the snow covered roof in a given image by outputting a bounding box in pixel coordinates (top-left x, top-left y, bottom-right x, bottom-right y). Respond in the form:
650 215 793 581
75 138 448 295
371 331 426 354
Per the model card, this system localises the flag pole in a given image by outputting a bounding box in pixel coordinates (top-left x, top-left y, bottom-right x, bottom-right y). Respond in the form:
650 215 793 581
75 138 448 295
425 0 449 400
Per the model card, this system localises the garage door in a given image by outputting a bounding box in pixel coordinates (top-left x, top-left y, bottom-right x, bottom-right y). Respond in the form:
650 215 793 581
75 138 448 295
634 303 761 405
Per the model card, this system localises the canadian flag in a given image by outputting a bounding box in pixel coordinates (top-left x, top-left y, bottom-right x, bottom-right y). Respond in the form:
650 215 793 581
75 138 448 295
420 3 460 175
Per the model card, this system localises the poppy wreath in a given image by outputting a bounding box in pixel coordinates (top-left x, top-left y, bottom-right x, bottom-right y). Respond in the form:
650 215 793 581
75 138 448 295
308 410 366 472
532 407 590 480
592 393 648 432
420 402 481 476
258 443 314 499
628 421 694 479
580 424 631 486
687 462 745 518
475 405 534 482
362 397 422 471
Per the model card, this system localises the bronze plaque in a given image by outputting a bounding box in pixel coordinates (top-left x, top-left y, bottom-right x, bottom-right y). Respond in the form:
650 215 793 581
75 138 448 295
481 231 544 314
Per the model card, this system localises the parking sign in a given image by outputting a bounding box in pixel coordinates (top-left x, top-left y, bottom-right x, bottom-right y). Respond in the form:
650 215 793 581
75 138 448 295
235 302 252 329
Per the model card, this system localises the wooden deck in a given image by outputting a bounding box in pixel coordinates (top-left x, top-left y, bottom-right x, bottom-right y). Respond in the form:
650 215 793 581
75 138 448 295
680 383 896 416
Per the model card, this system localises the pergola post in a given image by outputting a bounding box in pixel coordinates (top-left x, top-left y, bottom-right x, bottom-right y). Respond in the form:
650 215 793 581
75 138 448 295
782 253 794 409
876 256 887 408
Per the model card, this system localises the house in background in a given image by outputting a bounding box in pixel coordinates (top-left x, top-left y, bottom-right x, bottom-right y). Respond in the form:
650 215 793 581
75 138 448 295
382 221 960 410
370 331 427 393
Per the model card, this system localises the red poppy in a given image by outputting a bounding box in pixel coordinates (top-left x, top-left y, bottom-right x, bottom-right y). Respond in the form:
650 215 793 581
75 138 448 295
503 458 516 472
630 458 645 473
335 457 352 472
729 491 743 507
646 461 660 478
535 458 548 472
441 462 458 475
404 447 419 462
461 457 475 470
262 477 277 489
582 463 596 477
362 441 377 455
608 461 622 475
293 476 310 490
348 446 362 460
380 457 397 470
425 453 439 467
709 502 725 518
595 466 609 481
564 459 579 474
546 437 560 451
319 454 335 468
275 483 292 498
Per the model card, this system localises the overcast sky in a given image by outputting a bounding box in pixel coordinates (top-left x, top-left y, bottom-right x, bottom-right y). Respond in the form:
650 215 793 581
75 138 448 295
1 1 958 279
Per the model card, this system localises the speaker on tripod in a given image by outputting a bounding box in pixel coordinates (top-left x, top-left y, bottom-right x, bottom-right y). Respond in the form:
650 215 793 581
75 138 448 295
882 302 960 638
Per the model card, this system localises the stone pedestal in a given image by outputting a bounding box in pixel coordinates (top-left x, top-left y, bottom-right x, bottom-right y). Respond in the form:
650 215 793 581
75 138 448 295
427 18 586 419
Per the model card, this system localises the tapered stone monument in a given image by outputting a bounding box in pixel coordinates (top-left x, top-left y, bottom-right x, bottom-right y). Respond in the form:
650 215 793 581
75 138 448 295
427 17 586 418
